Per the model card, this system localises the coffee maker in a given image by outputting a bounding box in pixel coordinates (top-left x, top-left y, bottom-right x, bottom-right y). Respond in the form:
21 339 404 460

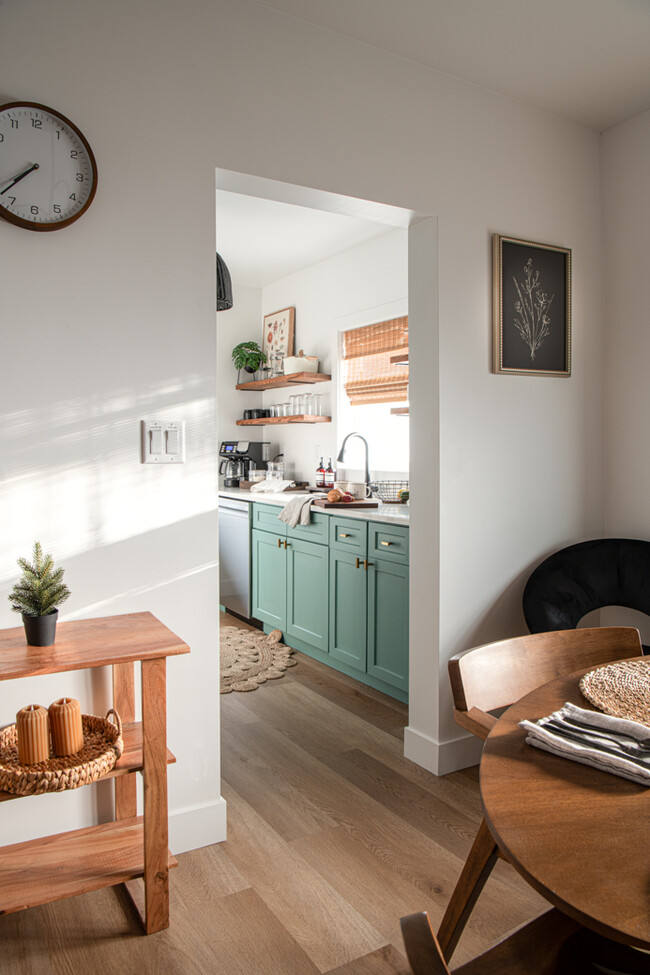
219 440 270 487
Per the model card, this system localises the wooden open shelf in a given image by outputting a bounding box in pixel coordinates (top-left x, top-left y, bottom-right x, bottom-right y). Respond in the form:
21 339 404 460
0 816 177 917
390 354 409 365
236 371 331 390
237 415 331 426
390 407 409 416
0 612 190 934
0 722 176 804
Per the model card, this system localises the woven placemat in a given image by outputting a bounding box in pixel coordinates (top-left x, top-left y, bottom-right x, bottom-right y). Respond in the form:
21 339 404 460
580 660 650 726
0 709 123 796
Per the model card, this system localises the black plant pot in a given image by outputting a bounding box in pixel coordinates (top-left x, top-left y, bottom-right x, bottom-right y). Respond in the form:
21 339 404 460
22 610 58 647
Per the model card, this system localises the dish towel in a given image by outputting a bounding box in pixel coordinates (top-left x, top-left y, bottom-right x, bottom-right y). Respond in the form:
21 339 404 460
520 701 650 786
249 479 295 493
278 494 326 528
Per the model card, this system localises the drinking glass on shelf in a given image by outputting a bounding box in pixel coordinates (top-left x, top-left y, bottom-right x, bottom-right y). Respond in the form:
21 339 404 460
312 394 323 416
289 395 298 415
303 393 313 416
294 394 305 416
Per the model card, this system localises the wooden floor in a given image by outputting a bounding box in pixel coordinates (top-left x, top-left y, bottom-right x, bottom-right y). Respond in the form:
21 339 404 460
0 612 546 973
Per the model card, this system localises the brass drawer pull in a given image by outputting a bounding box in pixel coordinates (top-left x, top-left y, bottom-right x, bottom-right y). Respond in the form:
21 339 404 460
355 557 361 569
277 538 283 548
339 533 351 538
380 541 393 546
284 540 290 549
364 559 372 570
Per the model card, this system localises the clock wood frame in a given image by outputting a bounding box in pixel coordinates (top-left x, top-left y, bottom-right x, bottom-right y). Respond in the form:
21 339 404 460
0 101 98 232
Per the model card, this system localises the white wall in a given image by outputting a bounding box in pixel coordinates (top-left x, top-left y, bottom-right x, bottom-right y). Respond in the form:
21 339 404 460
1 0 606 843
601 109 650 643
260 229 408 484
217 283 263 458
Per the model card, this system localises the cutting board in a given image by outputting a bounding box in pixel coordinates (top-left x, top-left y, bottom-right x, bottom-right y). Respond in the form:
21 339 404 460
312 499 379 509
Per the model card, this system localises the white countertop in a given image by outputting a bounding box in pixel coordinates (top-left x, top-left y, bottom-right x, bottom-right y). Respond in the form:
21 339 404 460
219 488 410 526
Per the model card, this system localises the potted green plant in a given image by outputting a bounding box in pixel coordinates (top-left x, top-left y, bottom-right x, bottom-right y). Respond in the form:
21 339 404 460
8 542 71 647
231 340 267 378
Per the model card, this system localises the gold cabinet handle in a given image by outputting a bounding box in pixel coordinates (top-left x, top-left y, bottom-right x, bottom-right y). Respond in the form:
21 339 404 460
364 559 372 570
277 538 282 548
284 540 290 549
380 541 392 546
355 557 360 569
340 533 351 538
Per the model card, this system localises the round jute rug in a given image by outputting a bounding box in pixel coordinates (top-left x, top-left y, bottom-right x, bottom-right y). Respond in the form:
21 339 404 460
220 625 297 693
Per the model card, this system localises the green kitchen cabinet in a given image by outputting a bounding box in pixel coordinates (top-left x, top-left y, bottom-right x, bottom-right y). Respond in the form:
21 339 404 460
329 549 368 671
329 517 409 696
285 536 329 651
251 528 287 630
252 503 409 701
367 557 409 691
251 505 329 652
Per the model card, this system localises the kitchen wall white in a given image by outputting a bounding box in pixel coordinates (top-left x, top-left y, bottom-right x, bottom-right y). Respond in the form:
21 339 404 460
217 283 264 454
0 0 608 848
600 109 650 643
260 228 408 484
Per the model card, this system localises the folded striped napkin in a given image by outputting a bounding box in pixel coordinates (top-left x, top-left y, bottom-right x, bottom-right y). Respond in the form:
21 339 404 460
520 702 650 786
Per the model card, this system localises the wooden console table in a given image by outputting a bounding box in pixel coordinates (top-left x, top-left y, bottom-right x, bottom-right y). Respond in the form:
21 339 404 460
0 611 190 934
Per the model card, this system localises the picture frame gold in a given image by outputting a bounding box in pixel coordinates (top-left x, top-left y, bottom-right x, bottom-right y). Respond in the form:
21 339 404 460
493 234 571 376
262 307 295 362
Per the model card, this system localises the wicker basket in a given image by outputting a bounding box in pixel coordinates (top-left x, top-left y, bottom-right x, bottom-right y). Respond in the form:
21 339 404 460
0 709 123 796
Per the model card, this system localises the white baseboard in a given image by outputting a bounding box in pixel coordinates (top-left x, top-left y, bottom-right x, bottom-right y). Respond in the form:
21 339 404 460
404 725 483 776
169 796 227 854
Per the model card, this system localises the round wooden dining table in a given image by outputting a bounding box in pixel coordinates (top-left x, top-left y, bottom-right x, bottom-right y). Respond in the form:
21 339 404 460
480 660 650 951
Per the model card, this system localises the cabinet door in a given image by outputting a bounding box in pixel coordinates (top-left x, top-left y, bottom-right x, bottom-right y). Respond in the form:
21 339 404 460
367 558 409 692
251 529 286 630
286 538 329 651
329 549 367 672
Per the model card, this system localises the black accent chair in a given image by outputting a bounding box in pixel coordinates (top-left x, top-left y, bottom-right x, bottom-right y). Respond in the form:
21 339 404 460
523 538 650 653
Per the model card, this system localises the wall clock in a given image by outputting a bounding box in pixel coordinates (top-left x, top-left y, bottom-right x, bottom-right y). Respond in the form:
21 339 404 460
0 101 97 231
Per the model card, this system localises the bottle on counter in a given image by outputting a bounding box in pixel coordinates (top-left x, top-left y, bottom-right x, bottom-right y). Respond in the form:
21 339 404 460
316 457 325 489
325 458 335 490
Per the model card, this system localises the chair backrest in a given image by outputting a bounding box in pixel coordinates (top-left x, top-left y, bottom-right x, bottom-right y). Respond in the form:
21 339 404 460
523 537 650 633
448 626 642 716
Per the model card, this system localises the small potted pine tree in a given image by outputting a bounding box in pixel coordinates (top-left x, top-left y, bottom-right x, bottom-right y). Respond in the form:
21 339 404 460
8 542 71 647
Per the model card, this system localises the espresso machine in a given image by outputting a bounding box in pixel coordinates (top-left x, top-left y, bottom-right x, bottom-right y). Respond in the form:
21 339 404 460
219 440 270 487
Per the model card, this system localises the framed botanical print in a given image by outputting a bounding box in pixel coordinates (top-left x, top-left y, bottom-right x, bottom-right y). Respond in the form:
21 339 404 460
493 235 571 376
262 307 295 361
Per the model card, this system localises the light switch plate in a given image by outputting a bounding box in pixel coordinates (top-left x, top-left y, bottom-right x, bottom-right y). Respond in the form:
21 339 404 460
141 420 185 463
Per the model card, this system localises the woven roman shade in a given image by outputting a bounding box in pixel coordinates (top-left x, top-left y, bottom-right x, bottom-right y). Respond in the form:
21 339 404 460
341 316 409 406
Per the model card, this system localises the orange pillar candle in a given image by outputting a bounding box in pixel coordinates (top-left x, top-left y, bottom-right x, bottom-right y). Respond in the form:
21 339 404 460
16 704 50 765
48 697 84 756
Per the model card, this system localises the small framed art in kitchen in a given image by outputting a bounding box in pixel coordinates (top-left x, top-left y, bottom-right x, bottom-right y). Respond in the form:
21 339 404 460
493 234 571 377
262 306 295 361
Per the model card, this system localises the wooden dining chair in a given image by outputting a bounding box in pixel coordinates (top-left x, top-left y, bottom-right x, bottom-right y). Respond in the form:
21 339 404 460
437 626 643 964
401 907 582 975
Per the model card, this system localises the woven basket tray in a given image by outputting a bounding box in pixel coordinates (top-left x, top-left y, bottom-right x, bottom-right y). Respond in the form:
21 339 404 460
0 709 123 796
580 660 650 726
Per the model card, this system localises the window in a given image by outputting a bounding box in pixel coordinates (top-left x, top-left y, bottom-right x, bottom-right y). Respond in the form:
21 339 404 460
339 317 409 474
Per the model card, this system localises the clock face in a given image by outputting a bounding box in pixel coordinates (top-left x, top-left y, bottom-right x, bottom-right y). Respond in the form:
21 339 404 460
0 102 97 231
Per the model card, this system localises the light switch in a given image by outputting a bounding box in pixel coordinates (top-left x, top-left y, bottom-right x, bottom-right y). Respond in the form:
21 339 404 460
141 420 185 463
150 429 163 454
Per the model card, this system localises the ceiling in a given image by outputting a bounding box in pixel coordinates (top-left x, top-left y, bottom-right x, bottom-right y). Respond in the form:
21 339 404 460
216 190 396 289
255 0 650 132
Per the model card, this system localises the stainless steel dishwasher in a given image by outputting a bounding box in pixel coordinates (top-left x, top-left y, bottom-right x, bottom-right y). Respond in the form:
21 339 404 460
218 496 252 618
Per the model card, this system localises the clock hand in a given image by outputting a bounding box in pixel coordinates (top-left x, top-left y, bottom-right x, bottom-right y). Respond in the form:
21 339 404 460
1 163 39 195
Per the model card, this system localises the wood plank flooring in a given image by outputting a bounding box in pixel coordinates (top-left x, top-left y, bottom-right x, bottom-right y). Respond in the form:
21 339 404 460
0 612 547 973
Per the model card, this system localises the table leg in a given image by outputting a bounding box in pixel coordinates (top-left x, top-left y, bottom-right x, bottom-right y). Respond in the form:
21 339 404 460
113 662 137 820
141 656 169 934
437 817 499 962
